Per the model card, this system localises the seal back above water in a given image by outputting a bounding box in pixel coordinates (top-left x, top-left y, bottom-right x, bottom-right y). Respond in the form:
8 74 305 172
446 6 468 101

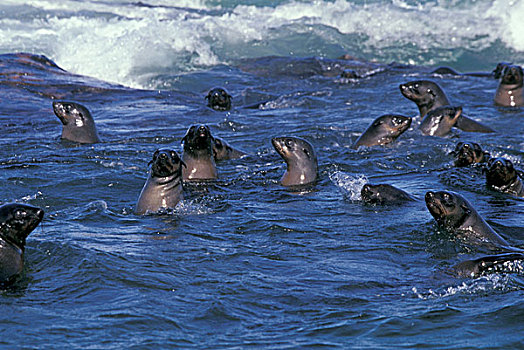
135 149 185 215
271 136 317 186
52 101 101 144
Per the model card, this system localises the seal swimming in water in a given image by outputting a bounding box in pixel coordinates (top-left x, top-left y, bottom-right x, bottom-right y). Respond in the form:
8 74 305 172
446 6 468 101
0 203 44 285
181 124 218 181
206 88 232 111
135 149 185 215
450 142 490 167
361 183 415 205
485 157 524 197
453 252 524 278
351 114 412 149
271 136 317 186
399 80 495 133
419 106 462 137
494 64 524 107
213 137 246 161
424 191 509 249
52 101 101 144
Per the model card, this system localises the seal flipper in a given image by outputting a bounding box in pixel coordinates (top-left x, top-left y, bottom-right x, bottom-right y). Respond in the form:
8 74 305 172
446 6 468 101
455 115 495 133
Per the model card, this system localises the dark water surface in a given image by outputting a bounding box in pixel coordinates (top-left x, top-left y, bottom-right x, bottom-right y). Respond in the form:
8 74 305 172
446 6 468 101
1 50 523 348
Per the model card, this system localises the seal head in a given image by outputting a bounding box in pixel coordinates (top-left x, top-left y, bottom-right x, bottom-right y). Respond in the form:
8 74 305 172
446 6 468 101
206 88 232 111
271 136 317 186
181 124 218 180
419 106 462 136
451 142 489 167
135 149 185 215
399 80 449 118
52 101 101 144
424 191 509 248
361 183 415 205
213 137 246 161
352 114 412 149
485 157 524 197
0 203 44 284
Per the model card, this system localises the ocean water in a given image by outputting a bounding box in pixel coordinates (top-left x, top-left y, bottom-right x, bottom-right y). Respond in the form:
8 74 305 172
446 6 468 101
1 0 523 348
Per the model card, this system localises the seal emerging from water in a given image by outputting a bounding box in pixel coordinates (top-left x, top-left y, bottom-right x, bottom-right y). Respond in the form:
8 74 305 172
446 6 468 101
0 203 44 285
352 114 412 149
494 64 524 107
424 191 509 249
271 136 317 186
361 183 415 205
450 142 490 167
135 149 185 215
419 106 462 137
52 101 101 144
181 124 218 181
206 88 232 111
485 157 524 197
399 80 494 133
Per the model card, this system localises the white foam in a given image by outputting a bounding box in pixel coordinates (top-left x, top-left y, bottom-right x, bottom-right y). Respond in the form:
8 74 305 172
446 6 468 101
329 170 368 200
0 0 523 88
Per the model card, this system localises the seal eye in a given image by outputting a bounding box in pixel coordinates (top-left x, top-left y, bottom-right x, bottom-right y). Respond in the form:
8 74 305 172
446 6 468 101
14 210 26 220
285 139 293 148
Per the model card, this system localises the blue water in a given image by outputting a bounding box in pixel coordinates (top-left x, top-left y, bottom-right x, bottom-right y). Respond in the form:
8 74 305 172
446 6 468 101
1 0 523 348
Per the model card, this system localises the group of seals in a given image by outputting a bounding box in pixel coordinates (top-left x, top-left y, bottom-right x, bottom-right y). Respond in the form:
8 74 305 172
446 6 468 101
399 80 495 134
0 203 44 285
43 59 522 281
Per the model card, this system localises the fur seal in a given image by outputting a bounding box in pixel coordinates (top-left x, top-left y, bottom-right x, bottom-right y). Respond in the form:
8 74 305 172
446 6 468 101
181 124 218 181
52 101 101 143
450 142 490 167
206 88 232 111
399 80 495 133
419 106 462 136
453 252 524 278
352 114 412 149
271 136 317 186
213 137 246 161
485 157 524 197
424 191 509 249
135 149 185 215
0 203 44 285
361 183 415 205
494 64 524 107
